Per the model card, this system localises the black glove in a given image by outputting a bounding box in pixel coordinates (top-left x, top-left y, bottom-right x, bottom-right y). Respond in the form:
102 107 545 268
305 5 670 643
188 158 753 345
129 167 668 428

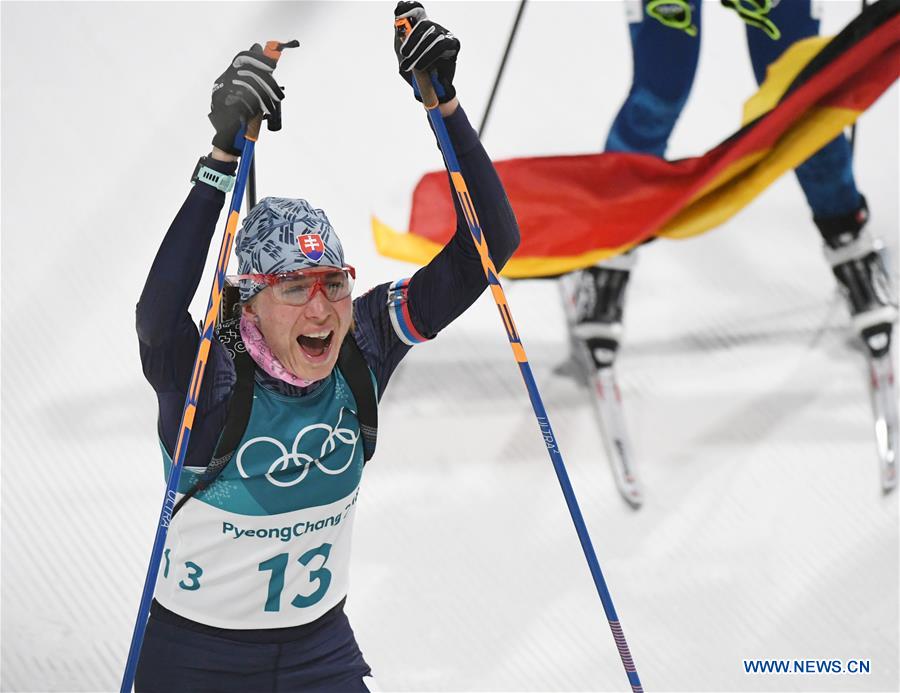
394 2 460 104
720 0 781 40
208 45 285 156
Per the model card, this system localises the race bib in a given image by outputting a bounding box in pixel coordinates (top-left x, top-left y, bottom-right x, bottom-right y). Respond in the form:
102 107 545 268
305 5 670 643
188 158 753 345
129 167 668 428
156 487 360 628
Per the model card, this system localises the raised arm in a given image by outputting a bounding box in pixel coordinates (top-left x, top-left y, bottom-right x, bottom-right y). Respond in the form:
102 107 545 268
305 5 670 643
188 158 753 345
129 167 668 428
135 45 285 462
349 3 520 396
394 2 520 337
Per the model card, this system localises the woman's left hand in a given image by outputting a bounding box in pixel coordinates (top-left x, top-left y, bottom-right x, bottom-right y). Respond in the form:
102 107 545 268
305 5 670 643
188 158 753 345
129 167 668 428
393 1 461 106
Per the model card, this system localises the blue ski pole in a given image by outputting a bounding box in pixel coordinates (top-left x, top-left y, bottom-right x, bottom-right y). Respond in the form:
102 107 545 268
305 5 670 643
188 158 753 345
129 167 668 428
396 18 643 693
120 39 298 693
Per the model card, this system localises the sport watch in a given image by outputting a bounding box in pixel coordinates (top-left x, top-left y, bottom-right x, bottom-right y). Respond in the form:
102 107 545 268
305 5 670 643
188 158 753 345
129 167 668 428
190 157 236 193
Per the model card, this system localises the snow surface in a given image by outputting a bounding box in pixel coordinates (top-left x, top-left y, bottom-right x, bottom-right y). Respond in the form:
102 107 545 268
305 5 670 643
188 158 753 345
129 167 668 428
1 2 897 692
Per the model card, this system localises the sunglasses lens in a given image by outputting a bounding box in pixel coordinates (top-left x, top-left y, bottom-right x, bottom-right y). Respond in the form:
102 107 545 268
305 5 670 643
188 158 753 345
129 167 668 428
322 271 354 301
273 277 313 305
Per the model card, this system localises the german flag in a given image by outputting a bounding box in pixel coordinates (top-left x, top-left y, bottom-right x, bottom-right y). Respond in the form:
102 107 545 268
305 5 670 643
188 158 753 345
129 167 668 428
373 0 899 278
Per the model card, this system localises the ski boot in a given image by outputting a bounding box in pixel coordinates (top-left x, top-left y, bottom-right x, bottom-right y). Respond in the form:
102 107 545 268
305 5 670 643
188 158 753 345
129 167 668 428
569 254 633 369
560 251 642 507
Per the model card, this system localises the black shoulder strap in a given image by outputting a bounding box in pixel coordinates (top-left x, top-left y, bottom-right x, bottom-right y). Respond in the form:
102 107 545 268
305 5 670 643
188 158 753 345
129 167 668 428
171 323 255 518
212 346 256 458
338 331 378 462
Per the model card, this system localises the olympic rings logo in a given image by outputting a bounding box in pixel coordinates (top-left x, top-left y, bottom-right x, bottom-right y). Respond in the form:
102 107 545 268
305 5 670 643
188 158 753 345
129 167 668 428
235 408 359 487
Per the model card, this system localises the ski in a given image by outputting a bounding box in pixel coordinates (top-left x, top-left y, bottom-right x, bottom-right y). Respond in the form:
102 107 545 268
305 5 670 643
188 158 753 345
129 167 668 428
588 361 644 508
559 276 644 508
863 338 898 492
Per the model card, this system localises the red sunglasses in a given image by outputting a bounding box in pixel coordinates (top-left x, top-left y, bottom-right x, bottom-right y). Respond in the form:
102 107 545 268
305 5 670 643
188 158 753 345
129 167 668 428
227 266 356 306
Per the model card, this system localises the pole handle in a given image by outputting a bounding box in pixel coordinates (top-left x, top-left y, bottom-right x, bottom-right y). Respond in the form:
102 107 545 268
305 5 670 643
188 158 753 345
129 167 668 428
264 39 299 61
244 39 299 142
394 18 440 110
245 114 263 141
412 70 439 110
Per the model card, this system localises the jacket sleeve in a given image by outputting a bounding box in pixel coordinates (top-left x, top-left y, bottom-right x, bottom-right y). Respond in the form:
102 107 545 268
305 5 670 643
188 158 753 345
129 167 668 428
404 105 520 337
351 105 521 397
135 159 237 465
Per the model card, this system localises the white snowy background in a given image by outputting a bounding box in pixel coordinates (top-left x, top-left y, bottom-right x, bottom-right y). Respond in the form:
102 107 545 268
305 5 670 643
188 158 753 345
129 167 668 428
1 1 897 692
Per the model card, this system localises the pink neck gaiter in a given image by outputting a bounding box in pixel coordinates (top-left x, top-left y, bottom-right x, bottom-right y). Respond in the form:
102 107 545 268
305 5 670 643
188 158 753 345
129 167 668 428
240 314 317 388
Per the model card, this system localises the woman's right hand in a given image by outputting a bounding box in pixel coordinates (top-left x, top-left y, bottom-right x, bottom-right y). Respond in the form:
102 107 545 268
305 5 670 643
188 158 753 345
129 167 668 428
208 45 285 157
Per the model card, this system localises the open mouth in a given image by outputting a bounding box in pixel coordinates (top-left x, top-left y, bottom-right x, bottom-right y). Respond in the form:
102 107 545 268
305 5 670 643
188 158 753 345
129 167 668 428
297 330 334 359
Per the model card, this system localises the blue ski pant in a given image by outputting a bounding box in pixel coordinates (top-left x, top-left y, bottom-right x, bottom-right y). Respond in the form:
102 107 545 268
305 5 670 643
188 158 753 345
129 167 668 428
135 601 373 692
605 0 861 220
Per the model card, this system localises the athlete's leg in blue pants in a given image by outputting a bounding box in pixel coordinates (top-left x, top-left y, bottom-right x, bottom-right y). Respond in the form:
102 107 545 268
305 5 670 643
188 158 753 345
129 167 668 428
604 1 702 156
745 0 862 220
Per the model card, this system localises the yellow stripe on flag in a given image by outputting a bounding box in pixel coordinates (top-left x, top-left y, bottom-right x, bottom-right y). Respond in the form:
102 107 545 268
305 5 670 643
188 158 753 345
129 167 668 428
742 36 832 125
661 104 860 240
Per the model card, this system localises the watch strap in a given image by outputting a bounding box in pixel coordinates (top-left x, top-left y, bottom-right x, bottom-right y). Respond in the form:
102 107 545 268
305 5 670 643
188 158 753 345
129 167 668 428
191 158 236 193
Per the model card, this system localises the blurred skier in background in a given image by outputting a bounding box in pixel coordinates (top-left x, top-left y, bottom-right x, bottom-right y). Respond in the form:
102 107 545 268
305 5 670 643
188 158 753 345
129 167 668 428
562 0 897 506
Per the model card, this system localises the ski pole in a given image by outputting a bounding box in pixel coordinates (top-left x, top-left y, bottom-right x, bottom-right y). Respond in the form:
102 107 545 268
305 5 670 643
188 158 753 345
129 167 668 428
395 20 642 693
478 0 527 139
248 156 258 209
120 39 297 693
849 0 869 155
